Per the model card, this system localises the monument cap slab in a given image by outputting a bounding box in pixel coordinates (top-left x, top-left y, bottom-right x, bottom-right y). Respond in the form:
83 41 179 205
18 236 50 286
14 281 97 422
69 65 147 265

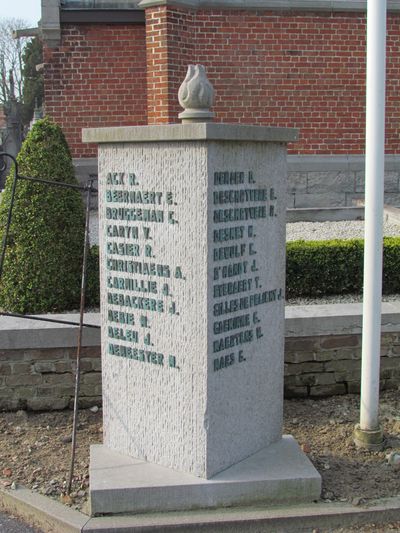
82 122 299 144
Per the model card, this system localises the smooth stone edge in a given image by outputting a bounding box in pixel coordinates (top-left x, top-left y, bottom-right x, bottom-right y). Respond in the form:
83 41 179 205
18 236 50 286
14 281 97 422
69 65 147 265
82 123 299 144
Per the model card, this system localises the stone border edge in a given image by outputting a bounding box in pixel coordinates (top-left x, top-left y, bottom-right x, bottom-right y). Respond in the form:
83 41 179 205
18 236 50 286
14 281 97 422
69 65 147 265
0 486 88 533
1 486 400 532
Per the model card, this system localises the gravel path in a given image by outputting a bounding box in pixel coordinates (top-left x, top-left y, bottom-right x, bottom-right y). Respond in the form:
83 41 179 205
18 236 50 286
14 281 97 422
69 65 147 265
287 293 400 306
286 219 400 242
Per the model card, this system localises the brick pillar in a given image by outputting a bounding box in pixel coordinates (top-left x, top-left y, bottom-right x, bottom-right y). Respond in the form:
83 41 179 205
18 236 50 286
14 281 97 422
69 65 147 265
145 5 195 124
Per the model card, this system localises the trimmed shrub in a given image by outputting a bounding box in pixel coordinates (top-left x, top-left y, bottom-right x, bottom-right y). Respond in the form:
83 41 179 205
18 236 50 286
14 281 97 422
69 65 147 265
0 117 85 313
382 237 400 294
86 245 100 308
286 237 400 298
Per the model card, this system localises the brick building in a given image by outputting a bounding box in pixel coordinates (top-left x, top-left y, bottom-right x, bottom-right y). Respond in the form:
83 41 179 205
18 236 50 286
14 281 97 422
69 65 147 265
40 0 400 207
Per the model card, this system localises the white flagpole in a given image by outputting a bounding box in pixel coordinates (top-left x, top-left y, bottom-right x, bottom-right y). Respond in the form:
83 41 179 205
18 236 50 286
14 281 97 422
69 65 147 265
354 0 386 450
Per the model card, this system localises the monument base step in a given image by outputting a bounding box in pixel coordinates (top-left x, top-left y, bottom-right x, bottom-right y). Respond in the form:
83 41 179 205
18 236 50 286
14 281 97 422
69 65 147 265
89 435 321 516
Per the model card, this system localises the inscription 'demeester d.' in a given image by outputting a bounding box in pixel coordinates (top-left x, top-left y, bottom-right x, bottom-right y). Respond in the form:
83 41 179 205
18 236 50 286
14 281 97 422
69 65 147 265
104 169 283 373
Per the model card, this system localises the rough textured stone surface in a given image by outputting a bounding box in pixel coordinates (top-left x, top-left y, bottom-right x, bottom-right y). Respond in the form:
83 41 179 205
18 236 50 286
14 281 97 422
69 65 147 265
96 128 287 478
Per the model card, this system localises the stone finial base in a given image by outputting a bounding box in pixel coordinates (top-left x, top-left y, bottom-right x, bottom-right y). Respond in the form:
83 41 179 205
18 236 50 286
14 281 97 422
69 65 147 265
178 109 216 123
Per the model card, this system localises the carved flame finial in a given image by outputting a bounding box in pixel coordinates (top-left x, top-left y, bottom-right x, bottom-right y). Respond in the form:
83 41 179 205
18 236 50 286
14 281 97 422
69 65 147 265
178 65 215 123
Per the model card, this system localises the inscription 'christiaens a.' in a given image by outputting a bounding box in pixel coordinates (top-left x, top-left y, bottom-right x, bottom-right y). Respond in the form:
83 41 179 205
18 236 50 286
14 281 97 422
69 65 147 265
104 171 182 370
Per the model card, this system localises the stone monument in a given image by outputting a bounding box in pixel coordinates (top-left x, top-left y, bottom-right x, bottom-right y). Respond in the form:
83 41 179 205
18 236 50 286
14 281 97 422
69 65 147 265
83 66 321 516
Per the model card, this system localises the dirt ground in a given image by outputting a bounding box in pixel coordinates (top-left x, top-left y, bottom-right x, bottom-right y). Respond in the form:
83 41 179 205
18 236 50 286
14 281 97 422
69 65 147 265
0 390 399 529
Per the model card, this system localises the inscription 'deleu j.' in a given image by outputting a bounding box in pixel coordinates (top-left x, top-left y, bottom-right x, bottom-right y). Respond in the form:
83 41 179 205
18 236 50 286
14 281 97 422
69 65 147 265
103 169 282 373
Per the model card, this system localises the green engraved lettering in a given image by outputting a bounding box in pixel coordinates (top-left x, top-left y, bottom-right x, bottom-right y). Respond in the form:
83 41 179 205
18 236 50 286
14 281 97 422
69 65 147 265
105 208 164 223
214 171 245 186
213 226 244 243
213 353 235 371
105 189 163 205
238 350 246 362
213 278 253 298
213 206 267 223
213 329 254 353
107 242 140 256
106 172 125 185
106 259 170 277
213 244 246 262
140 315 149 328
109 344 166 365
212 288 281 317
221 261 248 279
106 225 139 239
129 173 138 185
174 266 183 279
213 189 268 205
107 293 164 313
213 314 250 335
168 211 178 224
107 276 157 294
108 327 138 343
108 310 135 325
162 284 170 296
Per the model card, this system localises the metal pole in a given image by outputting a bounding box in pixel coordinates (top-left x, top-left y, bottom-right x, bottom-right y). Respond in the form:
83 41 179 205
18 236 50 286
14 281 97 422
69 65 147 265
354 0 386 450
67 181 93 494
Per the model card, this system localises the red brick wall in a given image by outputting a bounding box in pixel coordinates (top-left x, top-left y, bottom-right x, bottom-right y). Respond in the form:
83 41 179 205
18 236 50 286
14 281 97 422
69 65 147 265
145 7 400 155
43 9 400 157
43 24 147 158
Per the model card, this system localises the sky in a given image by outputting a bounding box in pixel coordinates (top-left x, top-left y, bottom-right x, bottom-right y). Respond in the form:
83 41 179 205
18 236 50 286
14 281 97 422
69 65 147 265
1 0 42 26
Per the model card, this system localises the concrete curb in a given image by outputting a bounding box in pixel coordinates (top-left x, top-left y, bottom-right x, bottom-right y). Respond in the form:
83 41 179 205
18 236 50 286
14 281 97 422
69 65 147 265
1 486 400 532
0 487 89 533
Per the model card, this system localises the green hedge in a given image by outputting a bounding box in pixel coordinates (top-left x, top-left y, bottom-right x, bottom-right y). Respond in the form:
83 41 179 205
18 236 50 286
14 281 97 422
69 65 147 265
0 118 85 313
286 237 400 298
86 245 100 308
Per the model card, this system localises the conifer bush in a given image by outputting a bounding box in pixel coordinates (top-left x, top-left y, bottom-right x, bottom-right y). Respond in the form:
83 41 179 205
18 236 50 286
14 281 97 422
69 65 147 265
0 117 85 313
